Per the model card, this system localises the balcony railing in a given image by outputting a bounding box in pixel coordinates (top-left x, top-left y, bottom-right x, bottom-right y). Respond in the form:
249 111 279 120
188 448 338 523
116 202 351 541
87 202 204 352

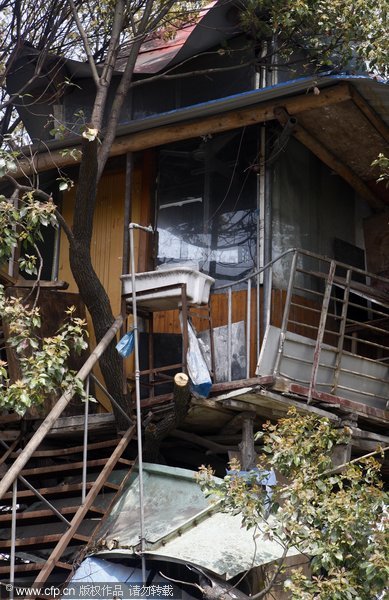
211 249 389 414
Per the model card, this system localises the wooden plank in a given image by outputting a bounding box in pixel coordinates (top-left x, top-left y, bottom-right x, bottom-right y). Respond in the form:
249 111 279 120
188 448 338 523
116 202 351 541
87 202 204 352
0 269 16 286
287 382 389 424
220 411 256 435
82 456 140 552
222 388 341 421
0 563 46 574
46 412 116 435
20 457 133 477
0 413 22 424
0 505 105 523
350 427 389 444
0 430 20 441
0 562 72 574
296 100 389 183
1 481 120 501
211 376 274 393
10 437 122 459
13 280 69 289
0 533 89 548
12 84 352 176
34 426 135 586
171 429 236 453
140 393 174 409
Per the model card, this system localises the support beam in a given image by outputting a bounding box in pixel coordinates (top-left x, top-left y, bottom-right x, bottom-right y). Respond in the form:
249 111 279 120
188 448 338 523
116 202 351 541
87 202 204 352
274 107 384 211
239 415 257 470
11 84 352 177
348 86 389 144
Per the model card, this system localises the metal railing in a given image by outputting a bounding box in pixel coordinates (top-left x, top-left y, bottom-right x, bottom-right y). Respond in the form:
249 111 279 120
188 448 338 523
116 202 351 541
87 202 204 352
211 249 389 410
212 248 297 381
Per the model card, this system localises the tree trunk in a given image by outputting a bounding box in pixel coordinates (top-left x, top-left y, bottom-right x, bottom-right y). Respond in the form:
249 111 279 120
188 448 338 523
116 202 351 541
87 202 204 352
69 139 131 431
143 372 190 462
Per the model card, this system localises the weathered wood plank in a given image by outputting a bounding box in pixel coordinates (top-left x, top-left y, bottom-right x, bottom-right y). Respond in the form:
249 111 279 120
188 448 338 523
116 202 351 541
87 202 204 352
1 481 120 501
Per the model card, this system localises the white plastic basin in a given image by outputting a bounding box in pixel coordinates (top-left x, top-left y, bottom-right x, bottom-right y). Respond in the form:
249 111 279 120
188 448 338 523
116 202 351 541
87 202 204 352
121 267 215 311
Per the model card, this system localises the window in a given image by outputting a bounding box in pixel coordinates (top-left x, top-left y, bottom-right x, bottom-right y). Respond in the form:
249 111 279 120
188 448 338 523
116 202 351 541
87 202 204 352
157 128 258 285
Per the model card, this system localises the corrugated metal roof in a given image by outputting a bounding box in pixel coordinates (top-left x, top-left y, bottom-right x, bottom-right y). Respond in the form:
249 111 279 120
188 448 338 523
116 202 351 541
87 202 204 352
116 74 388 135
126 0 240 75
92 464 299 579
31 73 387 156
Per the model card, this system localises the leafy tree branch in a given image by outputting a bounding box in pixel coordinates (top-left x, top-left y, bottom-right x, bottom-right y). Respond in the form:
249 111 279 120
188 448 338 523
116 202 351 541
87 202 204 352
197 408 388 599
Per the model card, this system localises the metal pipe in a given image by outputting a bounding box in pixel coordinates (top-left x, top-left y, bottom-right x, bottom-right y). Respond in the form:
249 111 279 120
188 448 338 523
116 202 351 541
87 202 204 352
266 265 273 329
0 440 72 526
51 224 61 281
90 374 132 425
17 476 72 525
215 247 297 291
10 479 17 599
122 154 134 277
246 278 251 378
332 269 351 395
308 260 336 404
81 376 90 503
258 125 266 352
227 286 232 382
263 156 273 339
129 222 153 582
273 250 298 377
257 40 267 356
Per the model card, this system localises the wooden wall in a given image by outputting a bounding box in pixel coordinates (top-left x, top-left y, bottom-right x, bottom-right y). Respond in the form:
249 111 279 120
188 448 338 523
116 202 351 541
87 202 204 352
153 289 264 378
59 170 126 314
153 288 325 379
56 157 324 387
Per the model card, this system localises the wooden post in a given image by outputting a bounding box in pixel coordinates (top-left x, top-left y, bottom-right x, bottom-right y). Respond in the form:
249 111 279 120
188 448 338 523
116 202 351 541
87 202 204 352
239 414 257 470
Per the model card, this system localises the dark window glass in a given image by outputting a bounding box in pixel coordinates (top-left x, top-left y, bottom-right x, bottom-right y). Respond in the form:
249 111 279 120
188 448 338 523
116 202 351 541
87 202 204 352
157 128 258 284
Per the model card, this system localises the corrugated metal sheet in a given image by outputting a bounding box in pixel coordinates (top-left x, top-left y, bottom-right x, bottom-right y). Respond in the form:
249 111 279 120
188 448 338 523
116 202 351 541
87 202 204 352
92 463 299 579
36 74 388 155
116 74 389 133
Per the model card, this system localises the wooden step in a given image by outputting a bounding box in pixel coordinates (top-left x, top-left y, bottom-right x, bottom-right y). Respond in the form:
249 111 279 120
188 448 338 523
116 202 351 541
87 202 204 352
0 504 105 523
10 438 122 459
19 457 133 477
1 480 120 501
0 532 89 549
0 561 72 574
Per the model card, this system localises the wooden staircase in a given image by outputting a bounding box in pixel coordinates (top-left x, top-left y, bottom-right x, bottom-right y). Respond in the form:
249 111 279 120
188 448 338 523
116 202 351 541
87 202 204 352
0 315 136 598
0 426 135 594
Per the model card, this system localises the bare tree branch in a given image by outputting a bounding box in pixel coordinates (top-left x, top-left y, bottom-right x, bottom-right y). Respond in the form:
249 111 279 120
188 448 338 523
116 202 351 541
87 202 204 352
67 0 100 86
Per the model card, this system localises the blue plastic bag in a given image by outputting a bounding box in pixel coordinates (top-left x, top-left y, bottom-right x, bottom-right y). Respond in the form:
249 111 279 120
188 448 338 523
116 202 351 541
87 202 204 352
116 331 134 358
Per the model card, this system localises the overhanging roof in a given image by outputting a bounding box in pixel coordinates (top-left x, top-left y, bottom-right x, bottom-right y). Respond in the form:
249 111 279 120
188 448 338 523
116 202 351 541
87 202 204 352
9 74 389 208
